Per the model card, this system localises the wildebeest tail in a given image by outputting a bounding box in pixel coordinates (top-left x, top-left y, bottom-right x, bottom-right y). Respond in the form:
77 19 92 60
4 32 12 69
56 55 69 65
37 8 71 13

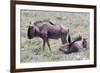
69 35 82 47
67 29 71 44
68 33 71 44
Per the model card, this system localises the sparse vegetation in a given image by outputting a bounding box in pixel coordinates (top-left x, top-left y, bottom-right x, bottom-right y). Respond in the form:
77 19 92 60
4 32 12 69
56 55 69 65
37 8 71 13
20 10 90 63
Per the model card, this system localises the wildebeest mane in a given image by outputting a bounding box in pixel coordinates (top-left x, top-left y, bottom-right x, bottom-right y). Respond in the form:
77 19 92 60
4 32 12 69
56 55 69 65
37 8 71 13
44 20 55 25
33 20 55 25
34 21 42 25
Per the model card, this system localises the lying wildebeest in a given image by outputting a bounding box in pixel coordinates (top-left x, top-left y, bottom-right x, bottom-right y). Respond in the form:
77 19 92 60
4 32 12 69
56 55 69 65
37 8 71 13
27 20 71 51
82 38 87 48
59 36 87 54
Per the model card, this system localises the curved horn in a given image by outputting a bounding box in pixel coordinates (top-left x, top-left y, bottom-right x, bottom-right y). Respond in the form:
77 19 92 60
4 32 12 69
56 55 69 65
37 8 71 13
34 25 40 33
29 21 33 26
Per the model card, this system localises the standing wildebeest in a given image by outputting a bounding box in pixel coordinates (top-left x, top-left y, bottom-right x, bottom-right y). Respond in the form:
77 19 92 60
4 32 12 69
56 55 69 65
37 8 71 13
27 20 71 51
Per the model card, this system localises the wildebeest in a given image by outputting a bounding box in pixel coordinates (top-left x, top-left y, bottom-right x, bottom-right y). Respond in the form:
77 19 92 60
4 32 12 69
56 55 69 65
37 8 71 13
27 20 71 51
82 38 87 48
59 36 84 54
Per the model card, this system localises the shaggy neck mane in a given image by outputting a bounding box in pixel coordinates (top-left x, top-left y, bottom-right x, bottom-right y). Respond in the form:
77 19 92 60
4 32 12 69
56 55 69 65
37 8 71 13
34 20 55 25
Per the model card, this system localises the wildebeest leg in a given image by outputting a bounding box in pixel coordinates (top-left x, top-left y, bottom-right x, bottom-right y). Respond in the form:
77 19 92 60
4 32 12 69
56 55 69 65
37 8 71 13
41 27 48 51
46 39 52 51
43 39 46 51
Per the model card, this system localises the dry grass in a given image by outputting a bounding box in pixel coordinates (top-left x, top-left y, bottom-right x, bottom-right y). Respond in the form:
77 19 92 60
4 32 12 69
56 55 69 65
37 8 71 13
20 10 90 63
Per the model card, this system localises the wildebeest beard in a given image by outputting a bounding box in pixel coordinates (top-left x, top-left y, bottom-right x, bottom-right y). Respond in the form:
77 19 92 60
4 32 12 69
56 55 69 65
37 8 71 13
27 26 37 39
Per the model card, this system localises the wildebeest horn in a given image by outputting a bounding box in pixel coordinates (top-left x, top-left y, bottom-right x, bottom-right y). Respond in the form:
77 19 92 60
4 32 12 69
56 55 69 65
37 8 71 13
34 25 40 33
29 21 33 26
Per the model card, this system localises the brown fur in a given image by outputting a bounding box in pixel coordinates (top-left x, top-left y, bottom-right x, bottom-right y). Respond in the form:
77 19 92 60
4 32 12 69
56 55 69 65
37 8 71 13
28 20 71 51
59 36 82 54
